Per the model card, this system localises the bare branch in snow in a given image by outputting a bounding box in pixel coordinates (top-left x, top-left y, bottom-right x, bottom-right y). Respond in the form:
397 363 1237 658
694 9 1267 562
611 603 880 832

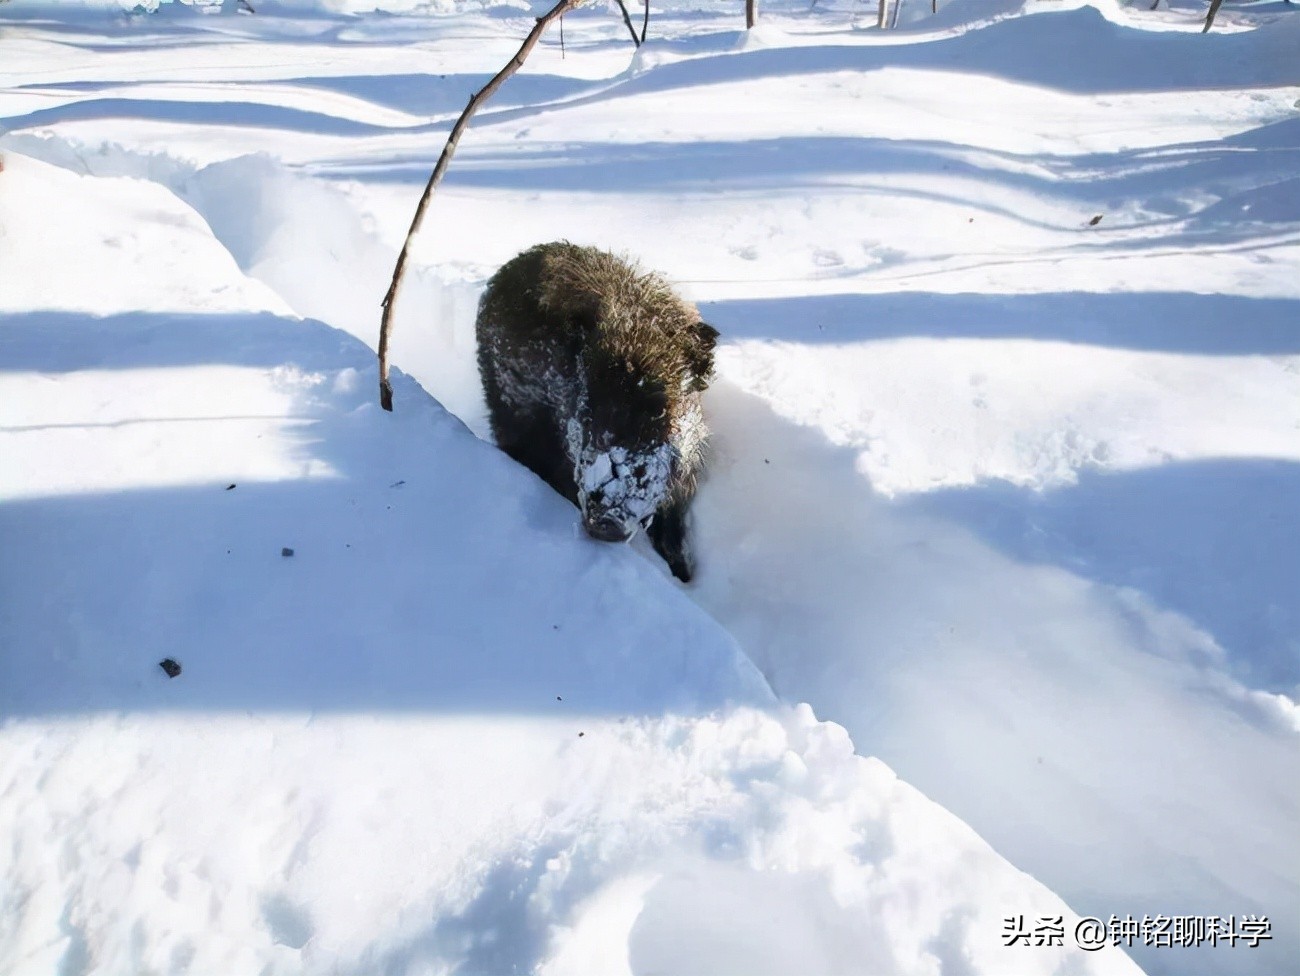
615 0 641 47
377 0 584 411
1202 0 1225 33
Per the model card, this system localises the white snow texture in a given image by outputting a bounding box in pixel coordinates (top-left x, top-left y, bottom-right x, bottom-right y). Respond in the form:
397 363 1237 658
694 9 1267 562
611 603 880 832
1 1 1297 975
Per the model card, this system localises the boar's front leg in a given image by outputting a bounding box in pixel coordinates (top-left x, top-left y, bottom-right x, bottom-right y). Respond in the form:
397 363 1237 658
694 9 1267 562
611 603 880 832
648 496 694 583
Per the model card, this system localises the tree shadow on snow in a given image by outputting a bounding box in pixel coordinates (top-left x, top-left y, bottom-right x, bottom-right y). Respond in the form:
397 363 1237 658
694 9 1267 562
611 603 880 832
699 290 1300 355
282 71 594 119
280 0 1298 131
318 121 1299 269
321 116 1299 191
0 97 400 138
906 460 1300 693
7 70 596 130
0 6 453 53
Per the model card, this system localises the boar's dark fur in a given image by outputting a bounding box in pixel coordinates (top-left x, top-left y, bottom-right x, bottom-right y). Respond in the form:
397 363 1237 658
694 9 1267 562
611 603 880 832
476 241 718 582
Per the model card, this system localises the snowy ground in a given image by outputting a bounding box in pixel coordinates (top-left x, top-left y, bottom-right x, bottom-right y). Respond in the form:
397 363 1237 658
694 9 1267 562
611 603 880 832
2 0 1298 973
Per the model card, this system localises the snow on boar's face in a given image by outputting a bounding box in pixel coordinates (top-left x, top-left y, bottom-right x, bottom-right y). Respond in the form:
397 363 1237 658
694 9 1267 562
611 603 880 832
567 352 677 544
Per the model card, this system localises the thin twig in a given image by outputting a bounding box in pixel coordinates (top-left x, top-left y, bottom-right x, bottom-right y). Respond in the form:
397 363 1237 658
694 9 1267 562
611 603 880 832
615 0 641 46
377 0 583 411
640 0 650 45
1202 0 1225 32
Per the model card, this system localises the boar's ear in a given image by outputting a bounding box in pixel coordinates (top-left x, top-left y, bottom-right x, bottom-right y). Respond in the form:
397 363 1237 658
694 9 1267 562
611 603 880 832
686 321 719 389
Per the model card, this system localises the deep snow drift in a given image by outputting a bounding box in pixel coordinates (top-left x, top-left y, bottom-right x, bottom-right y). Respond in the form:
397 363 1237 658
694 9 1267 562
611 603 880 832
2 0 1298 974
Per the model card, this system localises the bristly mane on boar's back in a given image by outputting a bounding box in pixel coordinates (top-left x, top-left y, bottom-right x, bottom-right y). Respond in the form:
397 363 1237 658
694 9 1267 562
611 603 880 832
476 241 718 583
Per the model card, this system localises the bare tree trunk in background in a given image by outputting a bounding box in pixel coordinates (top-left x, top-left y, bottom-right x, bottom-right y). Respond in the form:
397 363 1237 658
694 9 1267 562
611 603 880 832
615 0 641 46
746 0 757 29
890 0 903 28
1150 0 1160 9
641 0 650 44
932 0 937 14
877 0 890 30
377 0 582 411
1202 0 1225 32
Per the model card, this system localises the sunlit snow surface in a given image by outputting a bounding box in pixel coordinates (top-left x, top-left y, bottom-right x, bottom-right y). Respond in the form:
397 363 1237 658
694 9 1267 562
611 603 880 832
2 0 1298 974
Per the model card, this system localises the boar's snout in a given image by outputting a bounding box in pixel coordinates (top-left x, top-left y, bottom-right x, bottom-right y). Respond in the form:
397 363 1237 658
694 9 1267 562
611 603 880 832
584 514 633 543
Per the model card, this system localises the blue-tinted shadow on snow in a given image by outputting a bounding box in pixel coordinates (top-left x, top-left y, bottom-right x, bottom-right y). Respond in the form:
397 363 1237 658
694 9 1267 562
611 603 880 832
0 5 455 52
0 309 770 720
324 124 1299 260
0 310 358 372
905 461 1300 694
323 118 1300 193
0 97 397 138
283 71 593 119
563 4 1300 98
11 71 595 124
700 291 1300 355
4 0 1295 130
11 6 1298 148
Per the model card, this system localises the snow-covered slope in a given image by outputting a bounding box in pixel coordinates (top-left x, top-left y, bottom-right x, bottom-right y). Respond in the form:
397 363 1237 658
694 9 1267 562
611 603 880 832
0 147 1133 975
3 0 1298 973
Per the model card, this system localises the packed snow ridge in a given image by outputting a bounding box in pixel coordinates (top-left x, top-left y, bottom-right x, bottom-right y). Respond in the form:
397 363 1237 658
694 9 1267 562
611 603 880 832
2 1 1297 975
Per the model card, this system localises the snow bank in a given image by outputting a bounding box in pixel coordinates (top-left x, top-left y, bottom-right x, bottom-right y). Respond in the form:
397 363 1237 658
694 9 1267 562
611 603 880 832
2 707 1136 976
1 135 488 430
0 153 285 316
0 148 1138 974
